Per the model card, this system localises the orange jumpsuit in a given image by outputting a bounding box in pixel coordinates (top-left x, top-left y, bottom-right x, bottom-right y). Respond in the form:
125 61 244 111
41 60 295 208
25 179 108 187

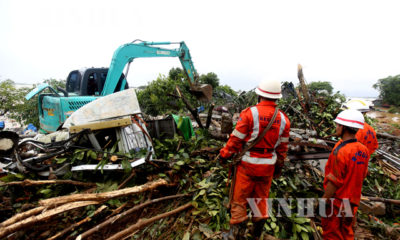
220 100 290 224
322 139 370 240
356 122 378 155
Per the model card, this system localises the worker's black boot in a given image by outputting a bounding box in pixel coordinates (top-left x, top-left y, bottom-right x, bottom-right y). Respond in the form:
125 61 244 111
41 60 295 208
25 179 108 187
222 222 247 240
252 220 266 240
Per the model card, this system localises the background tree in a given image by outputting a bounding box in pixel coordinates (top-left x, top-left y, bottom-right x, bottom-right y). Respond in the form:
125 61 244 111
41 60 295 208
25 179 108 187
0 78 66 128
0 80 21 116
307 81 333 95
199 72 219 89
373 75 400 106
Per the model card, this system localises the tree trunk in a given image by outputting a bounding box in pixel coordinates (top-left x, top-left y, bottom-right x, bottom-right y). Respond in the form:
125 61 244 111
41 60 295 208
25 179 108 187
39 179 168 207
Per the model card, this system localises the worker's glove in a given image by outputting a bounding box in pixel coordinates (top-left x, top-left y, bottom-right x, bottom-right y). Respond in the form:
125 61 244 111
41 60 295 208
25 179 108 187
273 159 285 179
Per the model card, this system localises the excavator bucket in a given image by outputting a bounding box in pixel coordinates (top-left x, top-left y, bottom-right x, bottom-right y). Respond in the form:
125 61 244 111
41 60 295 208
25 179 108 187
190 84 213 102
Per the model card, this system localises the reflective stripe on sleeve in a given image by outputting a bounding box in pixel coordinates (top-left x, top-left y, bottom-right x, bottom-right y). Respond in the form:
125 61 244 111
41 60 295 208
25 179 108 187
274 112 287 148
232 129 247 139
278 112 286 136
248 107 259 142
242 152 277 165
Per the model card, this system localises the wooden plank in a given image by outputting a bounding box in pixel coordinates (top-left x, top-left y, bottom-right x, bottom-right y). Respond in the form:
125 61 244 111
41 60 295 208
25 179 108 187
69 118 132 133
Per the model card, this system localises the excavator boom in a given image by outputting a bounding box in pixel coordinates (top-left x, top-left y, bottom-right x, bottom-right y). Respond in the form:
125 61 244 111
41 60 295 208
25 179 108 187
101 41 212 102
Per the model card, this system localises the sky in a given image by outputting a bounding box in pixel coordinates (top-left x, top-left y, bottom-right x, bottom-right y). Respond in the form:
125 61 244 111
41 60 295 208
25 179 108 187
1 0 400 97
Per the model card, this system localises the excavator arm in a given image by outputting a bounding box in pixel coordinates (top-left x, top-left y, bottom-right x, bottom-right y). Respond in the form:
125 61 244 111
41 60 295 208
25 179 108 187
101 41 212 102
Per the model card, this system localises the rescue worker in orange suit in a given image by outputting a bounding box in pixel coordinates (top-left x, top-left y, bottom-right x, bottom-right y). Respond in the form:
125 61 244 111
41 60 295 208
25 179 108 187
219 79 290 239
344 100 378 155
322 109 370 240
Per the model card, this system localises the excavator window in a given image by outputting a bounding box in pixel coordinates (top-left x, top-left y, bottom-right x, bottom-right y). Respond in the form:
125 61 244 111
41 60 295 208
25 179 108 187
87 72 99 95
66 71 81 93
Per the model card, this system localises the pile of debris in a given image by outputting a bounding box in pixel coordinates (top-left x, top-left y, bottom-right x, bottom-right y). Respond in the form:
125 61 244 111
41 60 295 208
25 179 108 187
1 71 400 239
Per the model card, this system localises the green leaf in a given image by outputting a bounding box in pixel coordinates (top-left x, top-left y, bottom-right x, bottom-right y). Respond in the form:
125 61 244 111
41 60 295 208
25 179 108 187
293 217 310 224
270 222 276 229
301 232 309 240
176 160 185 166
110 142 117 153
192 210 202 215
89 151 97 160
40 189 52 195
199 189 206 196
15 173 25 179
56 157 67 164
208 210 219 216
77 152 84 161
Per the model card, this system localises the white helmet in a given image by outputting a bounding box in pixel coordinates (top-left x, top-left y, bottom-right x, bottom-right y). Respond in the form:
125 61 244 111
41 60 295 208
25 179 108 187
255 79 282 99
334 109 365 129
344 99 370 113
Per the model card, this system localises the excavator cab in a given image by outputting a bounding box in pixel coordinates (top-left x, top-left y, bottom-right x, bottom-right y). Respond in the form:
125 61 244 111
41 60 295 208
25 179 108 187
66 68 128 97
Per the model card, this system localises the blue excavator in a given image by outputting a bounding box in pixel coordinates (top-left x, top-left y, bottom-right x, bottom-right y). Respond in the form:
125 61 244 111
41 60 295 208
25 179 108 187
26 41 213 133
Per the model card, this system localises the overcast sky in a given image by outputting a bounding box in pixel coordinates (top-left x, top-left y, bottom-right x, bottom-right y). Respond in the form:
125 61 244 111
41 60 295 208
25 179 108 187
1 0 400 97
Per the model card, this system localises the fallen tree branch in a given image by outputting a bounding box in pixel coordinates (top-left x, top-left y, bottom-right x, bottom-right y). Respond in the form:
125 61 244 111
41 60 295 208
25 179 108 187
0 206 45 228
297 64 311 112
105 202 193 240
40 178 168 207
205 103 215 129
361 196 400 205
0 201 99 239
117 169 136 190
0 179 96 187
76 193 189 240
47 205 108 240
175 85 204 128
377 132 400 141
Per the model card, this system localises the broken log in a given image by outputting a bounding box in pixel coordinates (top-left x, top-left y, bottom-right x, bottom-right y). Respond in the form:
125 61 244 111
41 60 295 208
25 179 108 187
377 132 400 141
47 205 108 240
40 178 168 207
211 119 221 128
77 194 189 239
209 131 229 141
105 202 193 240
361 196 400 205
0 206 45 228
0 179 96 187
0 201 99 239
297 64 311 112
